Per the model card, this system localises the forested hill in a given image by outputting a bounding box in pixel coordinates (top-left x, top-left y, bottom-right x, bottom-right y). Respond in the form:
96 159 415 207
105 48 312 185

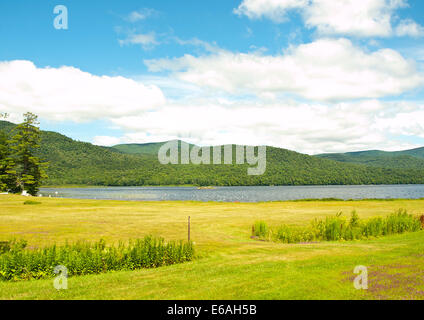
316 148 424 169
112 141 197 155
1 120 424 186
112 143 165 155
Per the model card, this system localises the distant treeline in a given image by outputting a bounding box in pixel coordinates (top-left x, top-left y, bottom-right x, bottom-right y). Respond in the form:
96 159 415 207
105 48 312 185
1 119 424 187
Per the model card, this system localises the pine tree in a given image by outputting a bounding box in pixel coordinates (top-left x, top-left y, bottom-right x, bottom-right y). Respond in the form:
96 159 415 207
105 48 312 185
0 112 17 192
0 130 18 192
10 113 48 196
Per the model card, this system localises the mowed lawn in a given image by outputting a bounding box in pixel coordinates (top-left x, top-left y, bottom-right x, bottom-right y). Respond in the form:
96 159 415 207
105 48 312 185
0 194 424 300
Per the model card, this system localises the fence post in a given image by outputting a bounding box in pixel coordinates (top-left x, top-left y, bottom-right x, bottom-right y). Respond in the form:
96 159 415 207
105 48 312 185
188 216 191 242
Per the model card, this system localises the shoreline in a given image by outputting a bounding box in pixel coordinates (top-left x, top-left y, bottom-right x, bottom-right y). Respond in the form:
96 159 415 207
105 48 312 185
6 193 424 204
41 183 424 189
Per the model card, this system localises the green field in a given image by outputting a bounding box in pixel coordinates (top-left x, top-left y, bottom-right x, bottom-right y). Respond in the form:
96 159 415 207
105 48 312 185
0 195 424 300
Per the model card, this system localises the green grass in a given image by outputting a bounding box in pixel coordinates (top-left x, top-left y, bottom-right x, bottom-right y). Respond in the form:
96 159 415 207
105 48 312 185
1 195 424 300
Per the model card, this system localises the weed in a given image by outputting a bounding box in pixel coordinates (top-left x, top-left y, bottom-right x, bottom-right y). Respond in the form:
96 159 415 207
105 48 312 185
0 236 194 281
254 209 422 244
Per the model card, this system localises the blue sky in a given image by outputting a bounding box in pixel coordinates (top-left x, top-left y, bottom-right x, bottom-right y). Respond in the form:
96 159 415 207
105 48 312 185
1 0 310 74
1 0 424 154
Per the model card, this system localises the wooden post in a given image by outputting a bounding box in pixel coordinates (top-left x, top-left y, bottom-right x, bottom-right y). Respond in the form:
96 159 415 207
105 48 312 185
188 216 191 242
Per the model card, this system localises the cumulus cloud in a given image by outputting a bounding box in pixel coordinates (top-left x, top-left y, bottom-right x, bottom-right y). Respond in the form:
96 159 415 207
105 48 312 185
118 32 158 49
234 0 423 38
234 0 308 22
374 105 424 138
93 136 122 146
1 60 422 154
96 98 423 154
395 19 424 37
0 60 166 122
145 38 423 102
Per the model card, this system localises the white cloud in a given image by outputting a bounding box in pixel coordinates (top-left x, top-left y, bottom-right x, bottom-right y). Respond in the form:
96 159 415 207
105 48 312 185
234 0 423 38
1 60 422 154
303 0 407 37
93 136 122 146
173 37 220 53
374 105 424 138
395 19 424 37
234 0 308 22
125 8 156 23
99 98 423 154
0 60 166 122
118 32 158 49
145 38 423 102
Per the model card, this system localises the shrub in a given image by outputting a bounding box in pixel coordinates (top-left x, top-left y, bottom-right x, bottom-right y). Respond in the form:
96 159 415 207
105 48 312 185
23 200 41 205
363 217 385 237
0 242 10 254
0 239 27 254
383 209 421 235
274 225 316 243
0 236 194 281
253 221 269 238
323 212 346 241
253 209 422 244
349 210 360 228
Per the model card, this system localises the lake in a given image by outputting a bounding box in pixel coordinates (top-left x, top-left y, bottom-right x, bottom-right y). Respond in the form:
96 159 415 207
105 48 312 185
39 185 424 202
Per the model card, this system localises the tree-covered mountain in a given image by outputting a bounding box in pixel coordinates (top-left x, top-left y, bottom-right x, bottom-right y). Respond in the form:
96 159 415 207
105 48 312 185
394 147 424 159
316 148 424 169
112 143 165 155
1 120 424 186
112 141 197 155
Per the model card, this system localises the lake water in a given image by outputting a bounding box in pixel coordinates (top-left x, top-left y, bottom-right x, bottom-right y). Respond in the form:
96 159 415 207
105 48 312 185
39 185 424 202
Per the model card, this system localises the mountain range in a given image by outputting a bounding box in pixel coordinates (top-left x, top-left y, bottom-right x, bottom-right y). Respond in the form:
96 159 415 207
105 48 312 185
1 120 423 186
317 148 424 169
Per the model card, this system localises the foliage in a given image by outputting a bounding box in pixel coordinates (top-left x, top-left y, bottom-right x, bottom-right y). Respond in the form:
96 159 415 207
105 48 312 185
1 119 424 187
23 200 42 205
254 209 422 243
274 225 316 243
8 113 48 196
0 236 194 281
253 221 268 237
112 142 166 155
0 239 27 254
317 149 424 169
0 130 18 192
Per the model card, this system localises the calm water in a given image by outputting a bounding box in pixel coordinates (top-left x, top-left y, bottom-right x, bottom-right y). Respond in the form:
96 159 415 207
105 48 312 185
39 185 424 202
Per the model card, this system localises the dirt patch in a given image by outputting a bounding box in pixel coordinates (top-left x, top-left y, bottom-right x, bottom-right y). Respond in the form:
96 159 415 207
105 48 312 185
250 236 267 242
342 259 424 300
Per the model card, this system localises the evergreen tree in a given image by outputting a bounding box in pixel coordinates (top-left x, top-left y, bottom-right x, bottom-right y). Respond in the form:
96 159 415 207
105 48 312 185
0 112 17 192
9 113 47 196
0 130 18 192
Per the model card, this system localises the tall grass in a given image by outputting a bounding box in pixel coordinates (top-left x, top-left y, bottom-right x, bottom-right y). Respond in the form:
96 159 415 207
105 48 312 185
0 236 194 281
253 209 422 244
253 221 268 238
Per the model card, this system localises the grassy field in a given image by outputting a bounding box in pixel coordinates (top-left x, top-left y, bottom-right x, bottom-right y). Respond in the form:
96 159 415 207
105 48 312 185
0 194 424 300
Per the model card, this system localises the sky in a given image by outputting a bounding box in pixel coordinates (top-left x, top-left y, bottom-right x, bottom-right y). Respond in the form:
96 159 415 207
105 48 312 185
1 0 424 154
